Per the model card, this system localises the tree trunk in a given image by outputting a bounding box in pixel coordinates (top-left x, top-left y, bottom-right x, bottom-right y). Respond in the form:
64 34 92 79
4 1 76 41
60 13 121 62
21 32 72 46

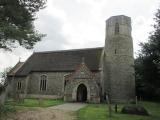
0 84 10 105
0 91 6 105
106 94 112 117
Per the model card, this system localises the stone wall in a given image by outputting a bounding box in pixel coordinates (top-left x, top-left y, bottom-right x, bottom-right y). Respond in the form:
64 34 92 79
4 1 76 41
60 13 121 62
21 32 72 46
12 77 26 94
103 15 135 103
11 72 70 99
64 63 100 103
27 72 70 97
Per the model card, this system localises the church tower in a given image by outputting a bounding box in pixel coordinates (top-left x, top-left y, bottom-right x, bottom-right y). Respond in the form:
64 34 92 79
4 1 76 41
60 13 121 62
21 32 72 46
102 15 135 102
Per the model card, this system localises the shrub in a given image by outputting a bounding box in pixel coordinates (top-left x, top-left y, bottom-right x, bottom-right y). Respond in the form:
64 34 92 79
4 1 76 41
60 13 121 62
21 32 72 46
0 104 16 116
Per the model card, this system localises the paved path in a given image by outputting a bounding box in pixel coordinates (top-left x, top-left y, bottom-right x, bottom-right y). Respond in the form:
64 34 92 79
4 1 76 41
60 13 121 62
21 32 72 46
52 103 87 111
4 103 87 120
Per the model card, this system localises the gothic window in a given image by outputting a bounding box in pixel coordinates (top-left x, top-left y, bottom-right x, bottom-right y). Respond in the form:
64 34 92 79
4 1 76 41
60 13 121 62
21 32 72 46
40 75 47 91
115 22 119 34
17 81 22 90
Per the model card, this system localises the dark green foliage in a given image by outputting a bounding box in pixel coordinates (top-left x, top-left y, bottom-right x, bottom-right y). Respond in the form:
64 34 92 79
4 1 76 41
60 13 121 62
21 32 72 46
0 85 5 94
0 0 46 50
0 104 16 117
0 67 11 94
135 8 160 100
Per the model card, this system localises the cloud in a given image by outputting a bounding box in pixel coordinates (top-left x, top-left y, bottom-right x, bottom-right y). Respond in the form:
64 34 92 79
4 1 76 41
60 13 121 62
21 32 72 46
0 47 32 72
34 13 68 51
33 1 69 51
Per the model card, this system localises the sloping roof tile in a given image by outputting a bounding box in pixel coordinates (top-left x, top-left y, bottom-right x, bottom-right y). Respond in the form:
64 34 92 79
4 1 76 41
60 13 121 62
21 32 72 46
8 62 24 76
14 47 103 76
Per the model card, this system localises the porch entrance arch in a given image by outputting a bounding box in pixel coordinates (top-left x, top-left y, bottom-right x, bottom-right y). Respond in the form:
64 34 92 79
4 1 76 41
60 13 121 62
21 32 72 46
77 84 87 102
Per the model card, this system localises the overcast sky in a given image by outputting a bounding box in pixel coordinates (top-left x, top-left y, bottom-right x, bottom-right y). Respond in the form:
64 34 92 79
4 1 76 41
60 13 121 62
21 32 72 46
0 0 159 72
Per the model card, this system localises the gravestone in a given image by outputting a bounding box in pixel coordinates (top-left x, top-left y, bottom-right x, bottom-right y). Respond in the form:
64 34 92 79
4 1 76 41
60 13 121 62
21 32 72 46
121 105 149 116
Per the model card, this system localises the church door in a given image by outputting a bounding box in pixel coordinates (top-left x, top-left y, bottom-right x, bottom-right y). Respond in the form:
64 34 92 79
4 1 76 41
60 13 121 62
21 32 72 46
77 84 87 102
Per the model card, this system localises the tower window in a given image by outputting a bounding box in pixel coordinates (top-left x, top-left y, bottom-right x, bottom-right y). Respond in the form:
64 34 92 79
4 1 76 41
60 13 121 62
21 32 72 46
115 22 119 34
17 81 22 90
40 75 47 91
115 49 117 54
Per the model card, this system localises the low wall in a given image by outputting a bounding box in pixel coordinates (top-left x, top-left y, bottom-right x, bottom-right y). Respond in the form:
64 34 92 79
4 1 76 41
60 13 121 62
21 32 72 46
25 94 63 99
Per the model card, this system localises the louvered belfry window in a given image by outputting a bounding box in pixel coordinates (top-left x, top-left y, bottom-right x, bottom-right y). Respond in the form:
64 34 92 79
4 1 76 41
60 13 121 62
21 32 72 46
115 22 119 34
40 75 47 91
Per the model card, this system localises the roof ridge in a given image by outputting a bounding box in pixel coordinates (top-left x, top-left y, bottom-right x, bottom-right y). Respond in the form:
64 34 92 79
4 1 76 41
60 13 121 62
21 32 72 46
34 47 103 54
8 62 25 76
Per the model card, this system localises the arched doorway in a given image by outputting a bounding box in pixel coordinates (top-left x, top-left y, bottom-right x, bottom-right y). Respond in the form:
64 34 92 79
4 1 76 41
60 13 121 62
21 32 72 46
77 84 87 102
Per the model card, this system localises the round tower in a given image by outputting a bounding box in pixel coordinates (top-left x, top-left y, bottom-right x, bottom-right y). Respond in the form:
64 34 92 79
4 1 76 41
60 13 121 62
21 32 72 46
103 15 135 103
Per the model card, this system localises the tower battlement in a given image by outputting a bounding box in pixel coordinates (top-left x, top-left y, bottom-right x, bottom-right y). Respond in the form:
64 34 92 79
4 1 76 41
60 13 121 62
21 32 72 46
105 15 132 38
106 15 131 26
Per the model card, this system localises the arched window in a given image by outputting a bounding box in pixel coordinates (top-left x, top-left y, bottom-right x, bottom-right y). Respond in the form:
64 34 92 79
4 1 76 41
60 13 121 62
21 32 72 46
115 22 119 34
17 81 22 90
40 75 47 91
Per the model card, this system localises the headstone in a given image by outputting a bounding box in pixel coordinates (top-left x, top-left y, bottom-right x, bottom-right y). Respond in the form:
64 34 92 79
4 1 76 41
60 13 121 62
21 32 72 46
115 104 118 113
121 105 149 116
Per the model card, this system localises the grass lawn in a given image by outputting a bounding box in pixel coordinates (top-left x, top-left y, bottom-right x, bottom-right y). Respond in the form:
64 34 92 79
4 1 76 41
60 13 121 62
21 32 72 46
5 98 64 108
0 99 64 119
77 101 160 120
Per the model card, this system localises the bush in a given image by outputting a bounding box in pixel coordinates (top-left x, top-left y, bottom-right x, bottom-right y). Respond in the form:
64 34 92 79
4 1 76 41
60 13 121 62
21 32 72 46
0 84 5 95
0 104 16 116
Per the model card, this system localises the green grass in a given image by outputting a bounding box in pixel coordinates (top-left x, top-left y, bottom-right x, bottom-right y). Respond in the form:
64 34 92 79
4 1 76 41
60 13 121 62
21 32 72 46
77 101 160 120
5 98 64 108
0 99 64 119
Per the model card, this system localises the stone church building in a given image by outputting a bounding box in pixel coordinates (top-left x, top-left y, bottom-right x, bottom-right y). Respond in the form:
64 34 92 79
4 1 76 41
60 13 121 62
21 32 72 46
8 15 135 103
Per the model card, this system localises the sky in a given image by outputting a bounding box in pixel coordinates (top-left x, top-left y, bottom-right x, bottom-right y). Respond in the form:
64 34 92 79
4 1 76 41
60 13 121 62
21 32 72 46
0 0 160 73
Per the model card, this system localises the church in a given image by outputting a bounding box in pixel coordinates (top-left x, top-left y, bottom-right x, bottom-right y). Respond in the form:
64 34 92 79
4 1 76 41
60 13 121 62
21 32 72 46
8 15 135 103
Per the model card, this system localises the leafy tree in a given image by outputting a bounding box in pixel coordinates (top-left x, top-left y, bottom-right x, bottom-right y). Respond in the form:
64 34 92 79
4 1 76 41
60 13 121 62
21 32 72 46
0 67 12 105
135 8 160 101
0 67 12 84
0 0 46 50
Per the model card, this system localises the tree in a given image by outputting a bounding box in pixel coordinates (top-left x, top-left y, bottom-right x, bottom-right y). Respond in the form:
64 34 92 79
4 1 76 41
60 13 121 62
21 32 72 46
135 7 160 100
0 0 46 50
0 67 12 104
